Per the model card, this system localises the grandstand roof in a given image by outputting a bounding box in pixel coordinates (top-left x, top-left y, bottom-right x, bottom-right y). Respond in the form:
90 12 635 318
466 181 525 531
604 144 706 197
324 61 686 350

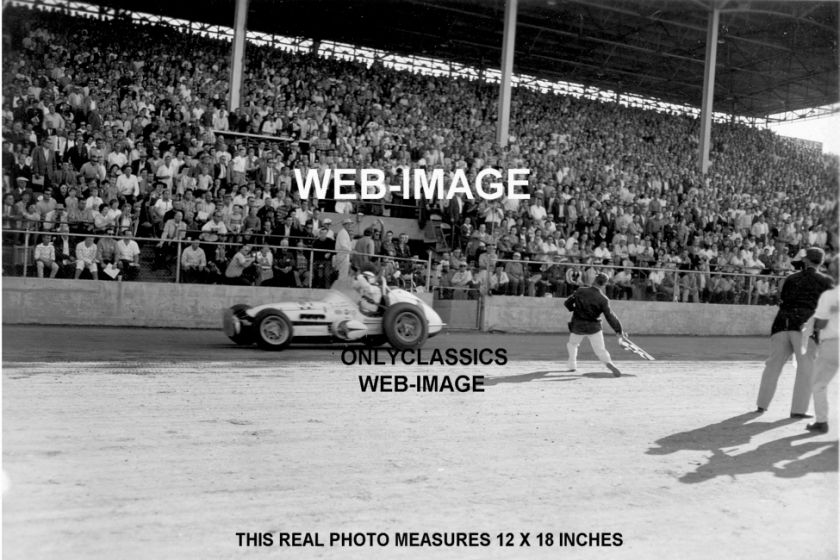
87 0 838 119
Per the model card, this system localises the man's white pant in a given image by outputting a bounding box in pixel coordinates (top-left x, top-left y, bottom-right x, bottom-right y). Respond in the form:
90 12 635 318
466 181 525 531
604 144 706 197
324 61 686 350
756 330 816 415
567 331 613 370
812 338 838 423
333 254 350 280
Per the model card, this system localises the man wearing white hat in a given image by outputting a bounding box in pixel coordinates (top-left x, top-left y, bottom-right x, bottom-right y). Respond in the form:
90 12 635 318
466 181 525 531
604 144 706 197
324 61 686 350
333 218 354 280
321 218 335 240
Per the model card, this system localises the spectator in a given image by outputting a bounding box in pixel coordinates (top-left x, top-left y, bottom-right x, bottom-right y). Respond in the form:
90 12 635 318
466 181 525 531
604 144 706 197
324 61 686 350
116 165 140 202
489 264 510 295
312 225 335 287
680 272 701 303
116 234 141 281
224 243 256 285
200 211 228 242
74 235 98 280
97 228 120 276
155 210 187 270
267 243 299 287
612 268 634 300
180 238 208 284
505 252 525 295
1 5 836 302
352 227 375 270
450 261 474 299
254 244 275 285
34 233 59 278
333 218 354 280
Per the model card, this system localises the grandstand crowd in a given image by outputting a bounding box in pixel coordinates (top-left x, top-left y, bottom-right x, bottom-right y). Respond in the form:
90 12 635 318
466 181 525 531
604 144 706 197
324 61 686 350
2 6 838 302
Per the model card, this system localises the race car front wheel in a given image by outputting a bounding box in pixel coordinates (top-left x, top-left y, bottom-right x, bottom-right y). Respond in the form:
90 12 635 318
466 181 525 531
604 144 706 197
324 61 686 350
254 310 294 350
383 303 428 350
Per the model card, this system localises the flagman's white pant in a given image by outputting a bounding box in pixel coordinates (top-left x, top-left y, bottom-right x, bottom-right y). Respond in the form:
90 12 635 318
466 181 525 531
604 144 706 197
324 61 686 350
756 331 816 415
812 338 838 423
567 331 613 370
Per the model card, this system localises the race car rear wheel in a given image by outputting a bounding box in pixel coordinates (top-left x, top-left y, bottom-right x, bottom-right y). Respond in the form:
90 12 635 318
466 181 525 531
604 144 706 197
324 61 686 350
383 303 428 350
254 310 294 350
224 304 254 345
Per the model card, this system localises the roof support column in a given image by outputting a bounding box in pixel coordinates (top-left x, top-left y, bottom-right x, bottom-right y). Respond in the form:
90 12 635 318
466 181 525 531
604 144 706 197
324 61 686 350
228 0 249 112
698 5 720 175
496 0 518 147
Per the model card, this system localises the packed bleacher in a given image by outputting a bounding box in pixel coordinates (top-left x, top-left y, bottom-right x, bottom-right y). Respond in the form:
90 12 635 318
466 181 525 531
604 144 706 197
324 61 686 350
2 6 838 302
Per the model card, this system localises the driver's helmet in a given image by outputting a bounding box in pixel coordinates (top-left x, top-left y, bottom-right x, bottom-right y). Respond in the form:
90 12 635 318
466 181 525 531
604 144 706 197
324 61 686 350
362 270 377 282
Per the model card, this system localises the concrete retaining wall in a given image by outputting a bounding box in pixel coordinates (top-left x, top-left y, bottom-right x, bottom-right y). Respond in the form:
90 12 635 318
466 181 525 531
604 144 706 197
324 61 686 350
433 300 481 330
2 278 434 329
3 279 775 335
2 278 333 329
482 295 776 336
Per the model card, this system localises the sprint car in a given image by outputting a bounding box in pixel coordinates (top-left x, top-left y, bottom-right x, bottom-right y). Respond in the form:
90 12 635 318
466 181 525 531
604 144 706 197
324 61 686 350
222 282 444 350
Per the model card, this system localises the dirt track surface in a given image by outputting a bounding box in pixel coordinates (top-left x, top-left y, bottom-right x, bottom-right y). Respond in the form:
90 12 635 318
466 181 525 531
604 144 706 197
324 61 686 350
2 327 837 560
2 325 771 362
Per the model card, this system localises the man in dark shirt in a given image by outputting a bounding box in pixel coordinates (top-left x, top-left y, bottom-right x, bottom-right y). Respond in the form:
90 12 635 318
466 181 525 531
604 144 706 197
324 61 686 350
756 247 834 418
312 226 336 288
564 272 625 377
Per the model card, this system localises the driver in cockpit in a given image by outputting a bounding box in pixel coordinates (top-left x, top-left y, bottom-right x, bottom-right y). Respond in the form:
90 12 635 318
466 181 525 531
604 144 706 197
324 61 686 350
352 267 383 316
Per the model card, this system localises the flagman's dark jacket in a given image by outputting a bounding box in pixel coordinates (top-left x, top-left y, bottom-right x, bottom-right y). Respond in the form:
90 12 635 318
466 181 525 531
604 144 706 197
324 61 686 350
564 286 623 335
770 268 833 335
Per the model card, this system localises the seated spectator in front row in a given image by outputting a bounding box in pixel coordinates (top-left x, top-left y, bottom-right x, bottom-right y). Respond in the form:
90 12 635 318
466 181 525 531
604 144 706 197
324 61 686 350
97 228 119 279
74 235 98 280
489 264 509 295
611 268 634 300
505 252 524 295
658 270 677 301
264 247 299 287
224 243 256 285
646 263 665 299
254 244 274 285
180 238 208 284
680 272 701 303
34 234 59 278
709 274 735 304
116 233 141 281
450 262 474 299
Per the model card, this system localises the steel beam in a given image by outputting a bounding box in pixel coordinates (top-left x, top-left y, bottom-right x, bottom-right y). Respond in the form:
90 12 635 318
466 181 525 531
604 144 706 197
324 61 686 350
699 6 720 174
229 0 249 111
497 0 517 147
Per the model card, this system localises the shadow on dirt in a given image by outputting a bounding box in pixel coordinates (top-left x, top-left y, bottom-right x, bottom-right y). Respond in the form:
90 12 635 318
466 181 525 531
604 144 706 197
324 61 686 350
648 413 838 483
679 434 838 483
484 370 636 386
648 413 797 454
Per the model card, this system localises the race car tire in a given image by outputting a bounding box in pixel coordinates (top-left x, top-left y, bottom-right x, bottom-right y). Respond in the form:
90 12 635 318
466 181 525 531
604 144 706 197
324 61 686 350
364 334 388 347
383 303 428 350
225 304 254 345
254 310 294 350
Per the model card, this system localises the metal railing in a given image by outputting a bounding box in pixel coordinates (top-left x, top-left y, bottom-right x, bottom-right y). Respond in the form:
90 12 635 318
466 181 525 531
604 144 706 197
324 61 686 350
484 257 789 305
2 226 798 305
1 228 433 291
